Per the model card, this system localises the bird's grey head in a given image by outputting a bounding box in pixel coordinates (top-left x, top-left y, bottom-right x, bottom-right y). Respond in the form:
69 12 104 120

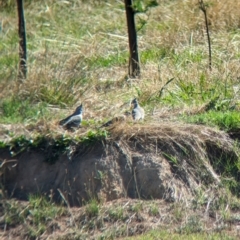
74 104 83 114
131 98 138 106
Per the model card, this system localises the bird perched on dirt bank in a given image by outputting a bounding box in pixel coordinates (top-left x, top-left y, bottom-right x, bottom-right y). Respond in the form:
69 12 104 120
59 104 83 130
131 98 144 120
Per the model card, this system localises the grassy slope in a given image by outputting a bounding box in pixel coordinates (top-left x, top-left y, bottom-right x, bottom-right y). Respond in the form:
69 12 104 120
0 0 240 130
1 0 240 239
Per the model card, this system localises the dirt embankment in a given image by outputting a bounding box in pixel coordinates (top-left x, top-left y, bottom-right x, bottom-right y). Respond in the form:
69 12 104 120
1 122 239 206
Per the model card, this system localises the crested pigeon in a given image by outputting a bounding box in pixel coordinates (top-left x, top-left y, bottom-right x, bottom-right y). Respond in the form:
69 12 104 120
59 104 83 130
131 98 144 121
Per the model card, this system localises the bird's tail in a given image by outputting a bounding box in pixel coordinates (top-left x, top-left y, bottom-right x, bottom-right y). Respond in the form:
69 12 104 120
59 119 67 126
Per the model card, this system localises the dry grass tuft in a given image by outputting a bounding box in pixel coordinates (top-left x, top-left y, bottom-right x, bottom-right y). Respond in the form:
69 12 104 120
111 121 231 146
110 122 239 186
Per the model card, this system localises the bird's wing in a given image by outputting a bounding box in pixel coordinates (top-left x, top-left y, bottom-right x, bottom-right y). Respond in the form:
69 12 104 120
62 114 82 126
132 108 139 119
59 114 73 126
132 107 145 120
59 114 82 126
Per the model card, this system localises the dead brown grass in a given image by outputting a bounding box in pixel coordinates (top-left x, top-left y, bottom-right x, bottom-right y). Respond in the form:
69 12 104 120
110 121 238 184
1 0 240 118
1 198 239 240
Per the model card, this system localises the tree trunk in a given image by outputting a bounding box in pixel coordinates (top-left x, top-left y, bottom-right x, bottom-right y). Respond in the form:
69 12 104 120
16 0 27 79
124 0 140 78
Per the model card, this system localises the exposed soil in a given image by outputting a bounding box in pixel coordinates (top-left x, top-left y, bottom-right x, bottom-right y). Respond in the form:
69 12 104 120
0 122 240 239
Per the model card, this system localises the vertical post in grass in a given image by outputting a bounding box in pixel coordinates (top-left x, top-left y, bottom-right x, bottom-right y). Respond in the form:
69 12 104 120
124 0 140 78
199 0 212 71
16 0 27 79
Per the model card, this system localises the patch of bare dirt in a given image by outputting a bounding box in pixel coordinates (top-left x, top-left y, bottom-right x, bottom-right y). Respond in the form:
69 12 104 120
0 122 240 239
1 122 239 205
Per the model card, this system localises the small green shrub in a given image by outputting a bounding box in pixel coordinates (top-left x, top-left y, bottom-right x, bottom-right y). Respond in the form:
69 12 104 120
108 206 125 221
86 198 99 217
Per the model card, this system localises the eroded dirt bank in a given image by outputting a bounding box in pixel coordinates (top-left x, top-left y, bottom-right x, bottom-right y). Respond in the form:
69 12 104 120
1 123 239 207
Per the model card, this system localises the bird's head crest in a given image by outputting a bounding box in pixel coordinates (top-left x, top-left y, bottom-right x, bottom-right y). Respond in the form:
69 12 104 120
75 104 83 113
131 98 138 104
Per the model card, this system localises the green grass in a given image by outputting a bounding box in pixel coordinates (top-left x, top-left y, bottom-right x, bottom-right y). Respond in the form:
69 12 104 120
85 198 99 217
0 97 49 124
27 195 64 237
108 206 125 221
0 0 240 130
0 128 109 164
125 230 237 240
183 110 240 131
141 48 165 63
38 77 89 106
87 51 128 68
0 52 18 67
2 194 65 238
